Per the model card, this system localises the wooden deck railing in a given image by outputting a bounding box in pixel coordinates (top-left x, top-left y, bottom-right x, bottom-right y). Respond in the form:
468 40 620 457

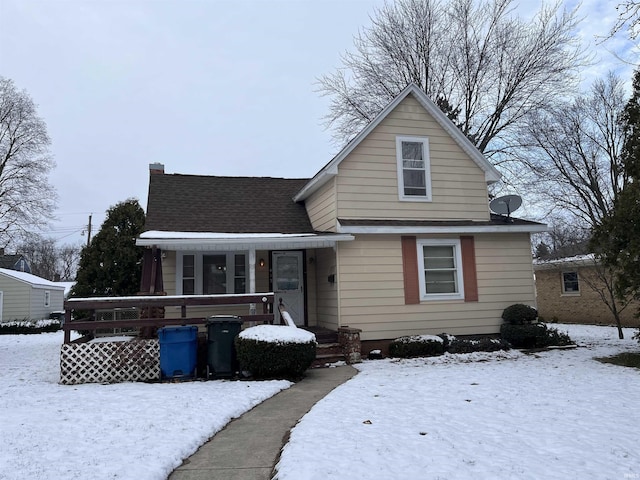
63 293 275 344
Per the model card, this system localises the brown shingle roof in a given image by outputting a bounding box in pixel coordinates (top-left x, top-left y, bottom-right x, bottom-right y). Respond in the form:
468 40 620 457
144 174 315 234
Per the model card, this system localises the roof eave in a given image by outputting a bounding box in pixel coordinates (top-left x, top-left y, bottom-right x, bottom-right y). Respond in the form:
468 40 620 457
136 232 355 251
336 223 547 235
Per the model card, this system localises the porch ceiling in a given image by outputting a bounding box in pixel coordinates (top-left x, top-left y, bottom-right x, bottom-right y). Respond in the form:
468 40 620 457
136 231 354 251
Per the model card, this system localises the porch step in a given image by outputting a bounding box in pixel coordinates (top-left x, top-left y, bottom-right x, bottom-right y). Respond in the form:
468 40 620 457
312 342 345 368
302 327 338 344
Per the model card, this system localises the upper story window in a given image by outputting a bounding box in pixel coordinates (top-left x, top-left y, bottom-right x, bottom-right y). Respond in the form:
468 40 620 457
562 271 579 294
396 136 431 201
178 252 247 295
417 238 464 301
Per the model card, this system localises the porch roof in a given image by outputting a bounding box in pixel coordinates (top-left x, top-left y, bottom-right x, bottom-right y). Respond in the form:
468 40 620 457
136 231 355 251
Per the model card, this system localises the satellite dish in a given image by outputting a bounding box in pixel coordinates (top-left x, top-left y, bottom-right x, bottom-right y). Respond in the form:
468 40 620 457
490 195 522 218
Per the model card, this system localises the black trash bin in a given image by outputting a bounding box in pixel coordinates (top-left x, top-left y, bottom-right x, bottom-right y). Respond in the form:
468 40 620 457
206 316 243 379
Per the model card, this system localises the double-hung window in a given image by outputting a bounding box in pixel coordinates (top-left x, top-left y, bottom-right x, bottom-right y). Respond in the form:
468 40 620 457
178 252 247 295
417 239 464 300
562 271 579 294
396 136 431 201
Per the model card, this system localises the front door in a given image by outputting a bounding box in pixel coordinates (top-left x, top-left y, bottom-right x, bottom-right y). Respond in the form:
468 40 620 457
273 251 305 326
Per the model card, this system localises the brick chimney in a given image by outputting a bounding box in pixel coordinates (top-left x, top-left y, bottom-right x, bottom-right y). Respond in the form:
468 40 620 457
149 163 165 175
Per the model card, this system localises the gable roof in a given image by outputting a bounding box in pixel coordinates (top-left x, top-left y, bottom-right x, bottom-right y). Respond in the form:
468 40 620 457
293 83 502 202
0 268 65 290
144 174 315 234
0 254 29 271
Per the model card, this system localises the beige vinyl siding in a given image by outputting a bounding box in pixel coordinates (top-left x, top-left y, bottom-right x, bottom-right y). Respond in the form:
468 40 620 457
315 246 339 330
305 177 337 232
305 249 317 326
336 94 491 221
336 233 535 341
162 251 177 294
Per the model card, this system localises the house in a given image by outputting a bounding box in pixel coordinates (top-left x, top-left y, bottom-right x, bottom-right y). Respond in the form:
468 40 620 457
534 255 639 327
0 268 65 322
0 250 31 274
137 83 546 351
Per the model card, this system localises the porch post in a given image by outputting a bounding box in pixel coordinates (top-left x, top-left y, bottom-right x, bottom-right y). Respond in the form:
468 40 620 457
249 248 256 315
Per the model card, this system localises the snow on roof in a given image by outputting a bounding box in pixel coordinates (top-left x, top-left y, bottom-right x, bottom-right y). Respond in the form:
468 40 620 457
533 254 596 268
0 268 65 289
238 325 316 344
139 231 317 239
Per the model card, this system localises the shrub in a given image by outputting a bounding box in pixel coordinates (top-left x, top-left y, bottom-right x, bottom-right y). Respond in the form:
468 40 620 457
389 335 444 358
0 319 61 335
501 304 538 325
446 336 511 354
235 325 316 380
500 323 572 348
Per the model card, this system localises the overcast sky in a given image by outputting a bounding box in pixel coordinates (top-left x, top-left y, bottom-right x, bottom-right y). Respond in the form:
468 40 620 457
0 0 634 246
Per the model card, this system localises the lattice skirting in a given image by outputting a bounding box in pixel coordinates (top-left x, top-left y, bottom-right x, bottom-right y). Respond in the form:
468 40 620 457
60 339 160 385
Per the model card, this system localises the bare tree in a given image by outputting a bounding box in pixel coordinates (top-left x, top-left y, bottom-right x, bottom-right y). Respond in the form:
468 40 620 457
58 244 81 281
17 234 81 281
523 73 634 337
533 219 591 260
519 72 627 228
568 258 632 339
609 1 640 39
0 77 56 247
318 0 587 158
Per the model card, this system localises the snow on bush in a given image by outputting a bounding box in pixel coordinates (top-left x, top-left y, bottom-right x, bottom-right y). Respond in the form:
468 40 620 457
238 325 316 344
236 325 317 379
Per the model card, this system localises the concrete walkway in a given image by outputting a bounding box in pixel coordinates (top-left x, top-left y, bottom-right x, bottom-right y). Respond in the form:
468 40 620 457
168 365 358 480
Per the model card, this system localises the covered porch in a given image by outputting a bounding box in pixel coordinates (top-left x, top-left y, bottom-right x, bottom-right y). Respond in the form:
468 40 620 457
136 231 354 329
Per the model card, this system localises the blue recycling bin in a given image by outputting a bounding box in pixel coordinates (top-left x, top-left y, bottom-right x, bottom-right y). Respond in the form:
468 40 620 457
158 326 198 380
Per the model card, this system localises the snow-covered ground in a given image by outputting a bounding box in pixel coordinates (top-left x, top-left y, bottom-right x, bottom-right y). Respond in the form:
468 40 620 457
0 331 290 480
275 324 640 480
1 324 638 480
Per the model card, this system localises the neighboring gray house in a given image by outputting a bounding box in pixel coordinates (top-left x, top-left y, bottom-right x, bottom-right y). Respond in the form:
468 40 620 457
0 251 31 274
0 268 65 322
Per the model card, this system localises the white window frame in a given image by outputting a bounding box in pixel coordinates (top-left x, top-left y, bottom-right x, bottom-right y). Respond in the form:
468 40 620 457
561 271 580 295
44 290 51 307
396 135 432 202
417 238 464 301
176 252 248 295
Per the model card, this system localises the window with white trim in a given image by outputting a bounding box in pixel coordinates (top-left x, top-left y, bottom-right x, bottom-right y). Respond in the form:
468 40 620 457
562 271 579 294
417 239 464 300
177 252 247 295
396 136 431 201
44 291 50 307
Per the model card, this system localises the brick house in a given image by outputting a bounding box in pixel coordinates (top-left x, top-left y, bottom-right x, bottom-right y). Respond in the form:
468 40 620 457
534 255 639 327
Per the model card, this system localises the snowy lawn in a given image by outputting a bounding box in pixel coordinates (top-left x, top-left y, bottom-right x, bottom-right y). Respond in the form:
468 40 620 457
275 324 640 480
0 331 291 480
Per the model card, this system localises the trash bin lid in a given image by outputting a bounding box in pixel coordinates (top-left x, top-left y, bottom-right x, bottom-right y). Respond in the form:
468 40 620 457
206 315 242 324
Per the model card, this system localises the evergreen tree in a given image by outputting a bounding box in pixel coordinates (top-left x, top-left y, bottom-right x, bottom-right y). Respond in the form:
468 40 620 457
71 199 146 297
592 69 640 318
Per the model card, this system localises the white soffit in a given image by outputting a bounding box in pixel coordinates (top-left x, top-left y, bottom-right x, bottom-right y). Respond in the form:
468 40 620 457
136 231 354 251
337 224 548 234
